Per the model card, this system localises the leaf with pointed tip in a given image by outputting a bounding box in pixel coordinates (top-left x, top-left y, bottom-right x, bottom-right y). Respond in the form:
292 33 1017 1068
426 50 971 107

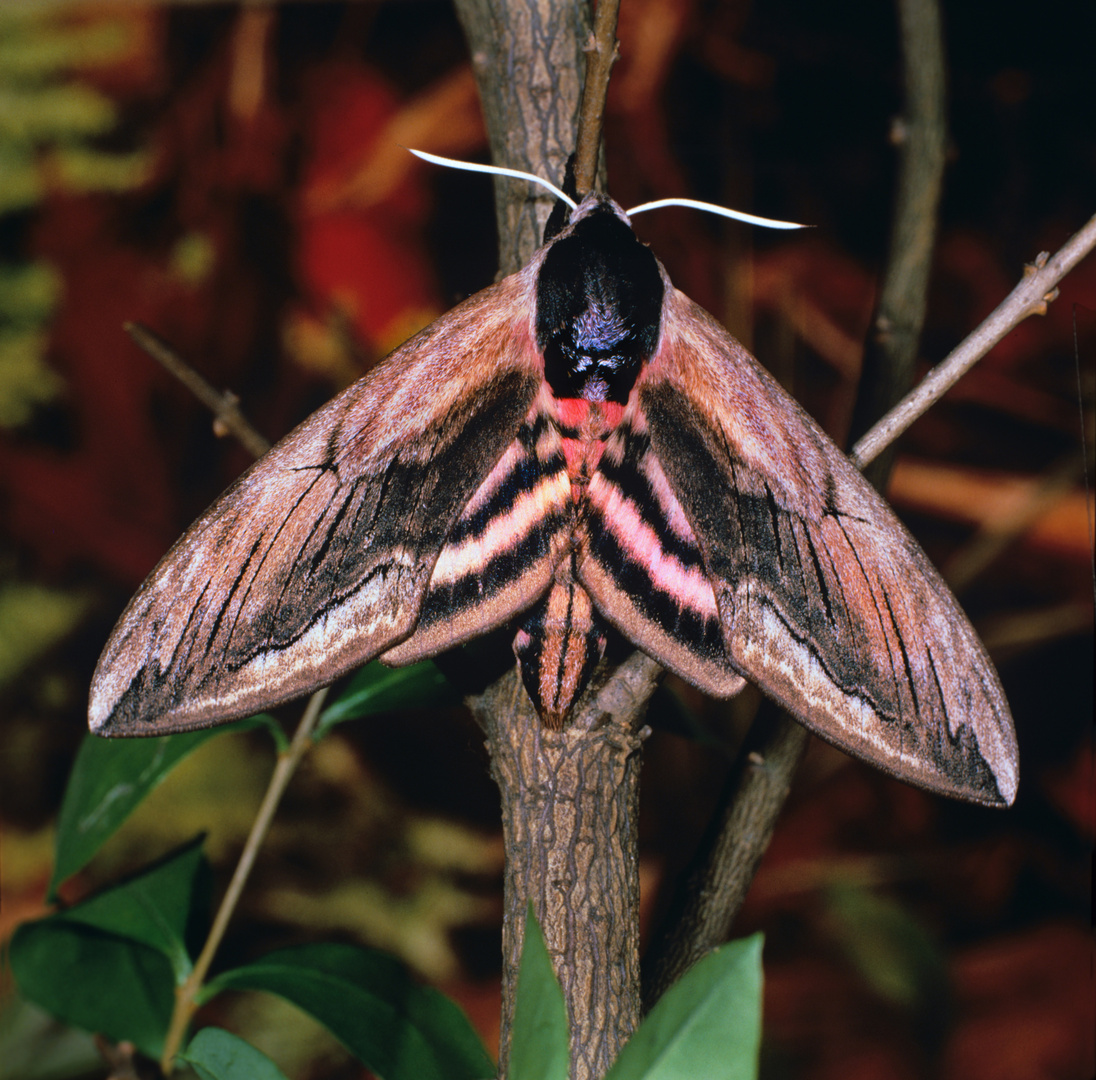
315 660 457 739
9 920 174 1060
605 935 763 1080
509 907 569 1080
51 716 281 897
59 838 209 983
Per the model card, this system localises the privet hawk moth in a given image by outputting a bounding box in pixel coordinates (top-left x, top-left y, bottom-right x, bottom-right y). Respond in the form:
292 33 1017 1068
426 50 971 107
89 186 1018 807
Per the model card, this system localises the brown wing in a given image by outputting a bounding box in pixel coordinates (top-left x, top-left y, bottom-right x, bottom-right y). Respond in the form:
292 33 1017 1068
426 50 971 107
638 287 1018 806
90 275 546 736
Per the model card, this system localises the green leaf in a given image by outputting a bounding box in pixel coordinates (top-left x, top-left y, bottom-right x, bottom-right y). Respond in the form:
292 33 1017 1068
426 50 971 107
0 262 62 324
0 16 131 80
0 145 39 214
0 84 115 142
9 920 174 1060
509 907 569 1080
605 935 764 1080
315 660 457 738
50 716 282 897
50 146 152 195
180 1028 291 1080
203 943 494 1080
0 579 86 686
60 838 209 983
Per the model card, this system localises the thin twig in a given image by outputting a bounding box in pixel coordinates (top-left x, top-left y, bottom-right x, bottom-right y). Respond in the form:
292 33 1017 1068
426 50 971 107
641 701 809 1006
125 322 271 459
159 688 329 1073
847 0 947 488
851 214 1096 469
129 330 324 1071
573 0 621 195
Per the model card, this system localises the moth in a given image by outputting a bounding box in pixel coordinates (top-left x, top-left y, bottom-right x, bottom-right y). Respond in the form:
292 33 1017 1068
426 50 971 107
89 164 1018 808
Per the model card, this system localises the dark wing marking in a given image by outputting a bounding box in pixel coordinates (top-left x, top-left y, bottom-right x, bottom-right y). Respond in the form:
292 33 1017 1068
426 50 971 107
640 287 1018 806
576 405 746 698
90 277 543 735
382 391 574 664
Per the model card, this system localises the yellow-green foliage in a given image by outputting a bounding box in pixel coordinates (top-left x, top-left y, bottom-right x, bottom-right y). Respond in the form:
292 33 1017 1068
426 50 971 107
0 7 150 428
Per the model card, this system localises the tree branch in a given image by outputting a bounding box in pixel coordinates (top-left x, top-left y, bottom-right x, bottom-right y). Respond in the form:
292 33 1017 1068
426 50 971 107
851 214 1096 469
453 0 592 271
125 322 270 459
469 656 658 1080
452 2 651 1077
573 0 621 195
847 0 947 486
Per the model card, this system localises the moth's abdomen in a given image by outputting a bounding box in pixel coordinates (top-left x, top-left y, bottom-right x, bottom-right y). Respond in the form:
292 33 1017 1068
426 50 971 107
576 412 746 701
514 570 607 730
555 397 625 492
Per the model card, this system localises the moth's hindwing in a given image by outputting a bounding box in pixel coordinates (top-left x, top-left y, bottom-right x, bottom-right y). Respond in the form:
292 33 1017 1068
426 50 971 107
639 289 1018 806
576 410 746 698
90 278 542 736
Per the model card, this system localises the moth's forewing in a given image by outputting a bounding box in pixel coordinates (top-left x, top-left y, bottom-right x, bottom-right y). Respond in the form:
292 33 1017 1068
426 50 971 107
90 276 543 735
636 288 1018 806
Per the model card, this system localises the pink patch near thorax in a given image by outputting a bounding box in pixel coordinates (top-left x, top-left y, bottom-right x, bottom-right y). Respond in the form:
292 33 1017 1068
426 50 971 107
556 398 626 490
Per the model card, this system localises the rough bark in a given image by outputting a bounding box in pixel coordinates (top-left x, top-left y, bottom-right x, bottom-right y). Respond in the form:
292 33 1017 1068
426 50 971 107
453 0 591 271
468 656 660 1080
453 2 656 1076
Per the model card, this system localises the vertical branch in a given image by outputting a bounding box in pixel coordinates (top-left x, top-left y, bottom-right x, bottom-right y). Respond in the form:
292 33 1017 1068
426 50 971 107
573 0 621 195
847 0 947 486
453 1 651 1077
469 657 659 1080
453 0 592 271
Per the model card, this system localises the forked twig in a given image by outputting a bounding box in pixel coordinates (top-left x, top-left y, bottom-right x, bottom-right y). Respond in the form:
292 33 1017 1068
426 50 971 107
159 689 329 1073
124 323 328 1073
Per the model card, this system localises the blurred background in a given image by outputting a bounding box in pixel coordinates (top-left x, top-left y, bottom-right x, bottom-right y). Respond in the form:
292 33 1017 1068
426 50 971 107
0 1 1092 1078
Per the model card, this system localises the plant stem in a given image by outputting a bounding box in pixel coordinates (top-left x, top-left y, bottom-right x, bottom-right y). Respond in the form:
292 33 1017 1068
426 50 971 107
573 0 621 195
470 656 659 1080
159 688 328 1073
851 213 1096 469
453 0 591 270
124 322 271 460
846 0 947 486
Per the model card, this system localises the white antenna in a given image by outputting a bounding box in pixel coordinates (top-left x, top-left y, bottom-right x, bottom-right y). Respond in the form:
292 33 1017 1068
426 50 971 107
406 148 808 230
405 148 577 208
626 197 807 230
